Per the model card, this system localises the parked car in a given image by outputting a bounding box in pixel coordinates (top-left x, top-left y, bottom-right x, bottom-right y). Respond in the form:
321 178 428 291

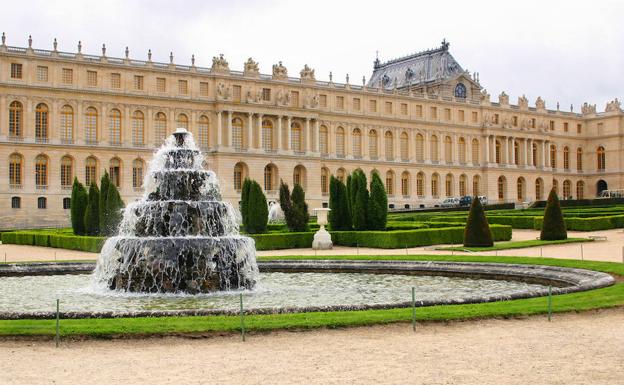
459 196 472 207
441 197 460 208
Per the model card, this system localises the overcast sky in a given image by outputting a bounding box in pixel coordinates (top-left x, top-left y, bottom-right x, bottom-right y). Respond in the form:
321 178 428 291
1 0 621 111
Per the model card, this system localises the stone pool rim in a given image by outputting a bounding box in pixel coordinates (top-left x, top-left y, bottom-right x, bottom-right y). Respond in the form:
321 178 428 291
0 260 614 320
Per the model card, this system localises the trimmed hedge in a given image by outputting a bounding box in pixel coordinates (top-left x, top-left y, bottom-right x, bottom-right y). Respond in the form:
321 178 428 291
250 232 314 250
1 232 105 253
532 215 624 231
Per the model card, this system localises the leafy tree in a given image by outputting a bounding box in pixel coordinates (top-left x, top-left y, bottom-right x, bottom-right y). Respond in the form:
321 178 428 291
541 188 567 240
367 171 388 230
99 171 111 234
290 183 310 232
246 180 268 234
84 182 100 236
329 176 351 230
240 178 252 231
463 196 494 247
102 180 125 236
70 177 88 235
352 170 369 231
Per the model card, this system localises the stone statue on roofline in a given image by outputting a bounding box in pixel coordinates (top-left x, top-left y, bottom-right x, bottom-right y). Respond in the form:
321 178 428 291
243 57 259 77
272 61 288 79
518 95 529 109
480 89 490 103
535 96 545 110
499 91 509 105
581 102 596 115
300 64 315 81
606 98 621 112
211 54 229 73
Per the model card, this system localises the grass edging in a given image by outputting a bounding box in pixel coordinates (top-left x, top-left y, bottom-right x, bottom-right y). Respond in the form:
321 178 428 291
437 238 593 252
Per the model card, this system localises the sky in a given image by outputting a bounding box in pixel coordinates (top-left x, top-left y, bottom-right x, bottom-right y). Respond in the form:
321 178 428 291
1 0 622 111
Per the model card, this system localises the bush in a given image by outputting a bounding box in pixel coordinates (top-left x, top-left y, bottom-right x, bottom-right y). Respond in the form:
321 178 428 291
250 232 314 250
246 180 268 234
102 179 125 236
70 178 88 235
1 231 106 253
463 197 493 247
84 183 100 236
367 172 388 230
541 189 567 240
240 178 252 231
291 184 310 232
329 176 352 231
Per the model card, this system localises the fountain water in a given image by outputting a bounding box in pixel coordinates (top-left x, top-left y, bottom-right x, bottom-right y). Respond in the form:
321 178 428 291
93 128 258 294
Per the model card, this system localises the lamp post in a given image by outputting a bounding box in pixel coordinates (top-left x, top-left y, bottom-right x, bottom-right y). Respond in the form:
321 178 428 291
312 208 332 250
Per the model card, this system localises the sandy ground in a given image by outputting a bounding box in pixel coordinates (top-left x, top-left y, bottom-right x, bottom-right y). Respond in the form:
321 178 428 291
1 228 623 263
1 308 622 385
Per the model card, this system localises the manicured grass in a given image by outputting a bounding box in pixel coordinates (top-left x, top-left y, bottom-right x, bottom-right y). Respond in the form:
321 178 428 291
0 255 623 338
437 238 593 252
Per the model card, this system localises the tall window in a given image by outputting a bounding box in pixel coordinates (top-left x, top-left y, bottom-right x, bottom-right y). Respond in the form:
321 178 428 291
319 125 328 155
552 179 559 195
458 137 466 163
472 139 480 165
262 120 273 151
291 123 302 151
431 173 439 197
563 180 571 199
597 146 606 171
293 165 306 189
60 105 74 144
385 171 394 195
37 66 49 82
444 136 452 164
352 128 362 157
178 80 188 95
132 159 144 189
87 70 97 86
10 63 22 79
563 146 570 170
35 155 48 188
133 75 144 90
576 181 584 199
234 163 245 191
132 111 144 146
415 134 424 162
336 127 345 157
445 174 453 197
232 118 243 150
85 107 98 145
154 112 167 145
35 103 49 143
532 143 538 166
321 168 329 194
109 109 122 146
9 101 23 138
577 148 583 172
400 132 408 161
550 144 557 169
177 114 189 129
497 176 506 201
495 140 501 164
109 158 121 188
85 156 97 186
264 164 275 191
368 130 378 158
514 141 520 165
385 131 394 160
416 172 424 197
535 178 543 201
430 135 439 162
60 156 73 188
198 115 209 149
9 153 23 187
517 177 525 202
11 197 21 209
61 68 73 84
110 73 121 89
401 171 410 196
459 175 467 196
38 197 47 209
472 175 480 196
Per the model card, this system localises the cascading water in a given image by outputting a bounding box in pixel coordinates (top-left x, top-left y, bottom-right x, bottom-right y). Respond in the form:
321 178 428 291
93 128 258 294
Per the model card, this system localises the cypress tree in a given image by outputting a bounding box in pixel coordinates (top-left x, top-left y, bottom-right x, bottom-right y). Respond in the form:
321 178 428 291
367 171 388 230
103 181 125 236
290 183 309 232
329 176 352 230
279 181 294 230
463 196 494 247
240 178 252 231
346 174 354 223
246 180 268 234
99 171 110 234
541 188 567 240
352 170 369 231
70 177 88 235
84 182 100 236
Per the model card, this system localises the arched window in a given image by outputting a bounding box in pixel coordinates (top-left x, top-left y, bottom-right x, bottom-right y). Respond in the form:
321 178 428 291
532 142 538 166
63 197 71 210
9 153 23 187
37 197 47 209
109 158 121 188
198 115 209 149
576 181 584 199
430 135 439 162
85 156 98 186
368 129 378 158
550 144 557 169
232 117 244 150
264 164 277 191
563 146 570 170
108 108 122 146
336 126 345 157
514 141 520 165
472 139 480 165
337 168 346 183
415 133 424 162
132 110 144 146
577 147 583 171
445 173 453 197
497 176 506 201
132 159 144 189
262 119 274 151
319 125 328 155
35 103 49 143
431 173 439 197
495 140 502 164
385 131 394 160
458 137 466 163
457 174 466 196
291 122 302 152
35 154 48 188
60 156 73 188
472 175 480 196
177 114 189 129
416 172 425 197
444 136 452 163
552 179 559 195
454 83 466 99
352 128 362 157
321 168 330 194
401 171 410 196
517 177 525 202
9 101 23 138
563 180 572 199
234 162 248 191
385 170 395 195
293 165 306 189
84 107 98 145
400 132 409 161
11 196 21 209
597 146 606 171
154 112 167 145
60 105 74 144
535 178 543 200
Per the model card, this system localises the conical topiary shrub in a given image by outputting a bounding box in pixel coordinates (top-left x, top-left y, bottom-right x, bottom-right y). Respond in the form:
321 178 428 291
541 188 567 240
463 196 494 247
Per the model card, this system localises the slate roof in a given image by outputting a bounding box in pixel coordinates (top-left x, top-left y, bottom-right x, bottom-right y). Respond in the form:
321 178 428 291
368 40 464 90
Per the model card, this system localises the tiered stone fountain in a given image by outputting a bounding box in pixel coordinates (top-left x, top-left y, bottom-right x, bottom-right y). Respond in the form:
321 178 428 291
93 128 258 294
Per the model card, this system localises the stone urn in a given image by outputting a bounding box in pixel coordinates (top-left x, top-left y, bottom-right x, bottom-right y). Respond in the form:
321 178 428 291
312 208 332 250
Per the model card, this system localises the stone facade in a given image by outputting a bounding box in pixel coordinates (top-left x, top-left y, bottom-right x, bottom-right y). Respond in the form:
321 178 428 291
0 37 623 229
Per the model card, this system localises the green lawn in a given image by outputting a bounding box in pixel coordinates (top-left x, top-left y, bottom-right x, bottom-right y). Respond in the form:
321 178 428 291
0 255 623 338
437 238 593 252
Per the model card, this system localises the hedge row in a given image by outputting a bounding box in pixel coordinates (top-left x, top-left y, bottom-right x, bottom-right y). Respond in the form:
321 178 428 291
533 215 624 231
1 232 106 253
250 232 315 250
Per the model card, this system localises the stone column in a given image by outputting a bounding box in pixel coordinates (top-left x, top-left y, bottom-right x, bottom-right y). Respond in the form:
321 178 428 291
484 135 490 164
511 137 516 165
305 118 311 152
286 116 292 151
503 136 509 165
277 116 282 150
123 105 131 146
424 131 430 163
542 141 547 168
394 128 401 161
314 119 319 153
216 111 222 148
75 102 84 145
256 114 263 150
227 110 233 148
247 113 254 149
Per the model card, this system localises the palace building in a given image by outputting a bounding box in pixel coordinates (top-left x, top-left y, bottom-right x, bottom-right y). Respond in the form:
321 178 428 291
0 35 622 229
